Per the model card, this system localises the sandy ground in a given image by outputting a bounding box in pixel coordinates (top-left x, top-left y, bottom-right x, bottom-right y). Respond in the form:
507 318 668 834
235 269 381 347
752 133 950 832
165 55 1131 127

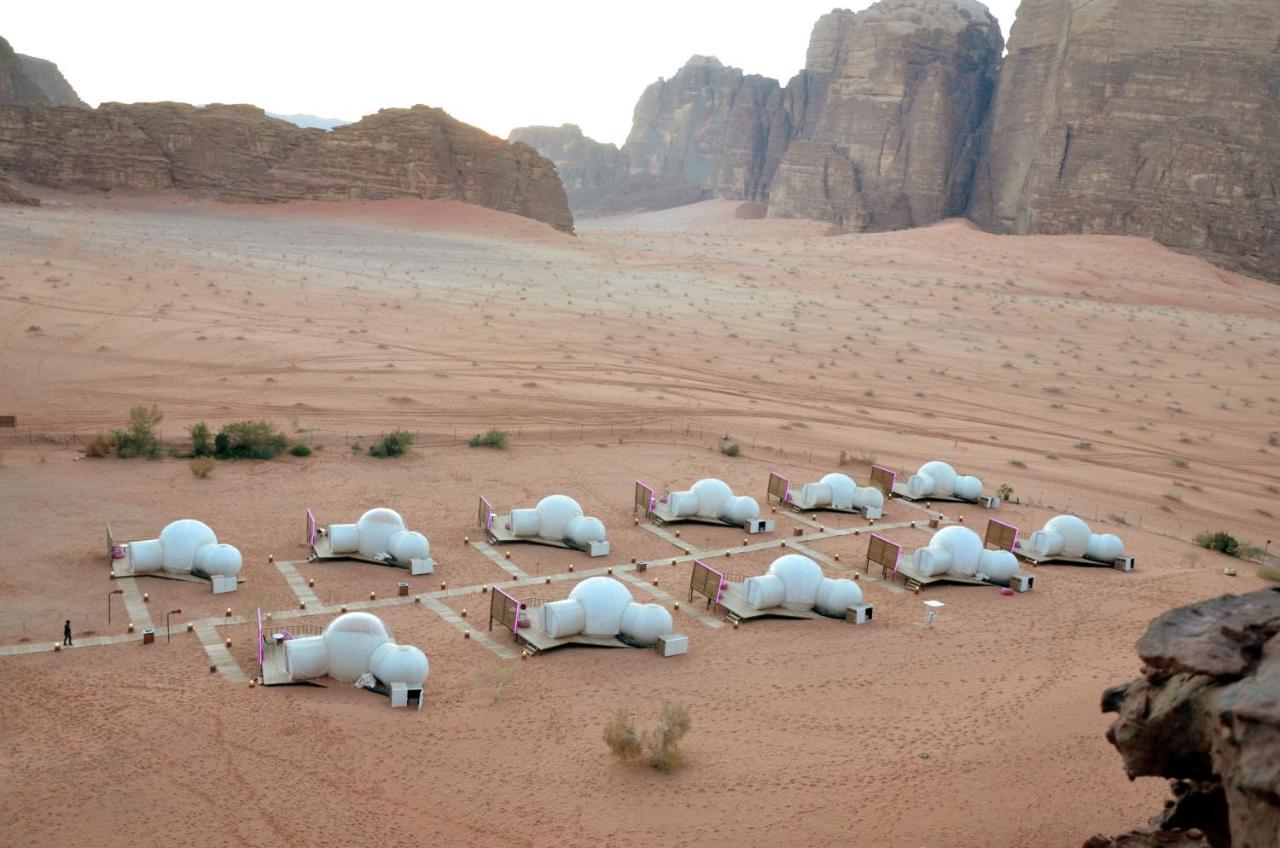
1 192 1277 847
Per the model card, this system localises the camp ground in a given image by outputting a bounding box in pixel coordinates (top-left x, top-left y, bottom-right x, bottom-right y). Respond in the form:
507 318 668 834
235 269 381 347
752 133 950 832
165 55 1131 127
307 507 435 575
635 478 774 533
866 527 1034 594
107 520 244 594
766 470 884 519
258 609 427 708
1014 515 1135 571
688 556 873 626
488 577 686 657
478 493 610 557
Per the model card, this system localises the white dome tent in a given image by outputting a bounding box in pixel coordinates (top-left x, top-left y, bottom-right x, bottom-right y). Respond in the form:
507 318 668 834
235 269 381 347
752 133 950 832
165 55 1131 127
688 555 874 625
479 493 610 557
1020 515 1133 570
891 525 1033 592
901 461 985 503
768 470 885 519
307 507 434 575
635 478 774 534
106 519 243 594
262 611 428 709
487 577 685 656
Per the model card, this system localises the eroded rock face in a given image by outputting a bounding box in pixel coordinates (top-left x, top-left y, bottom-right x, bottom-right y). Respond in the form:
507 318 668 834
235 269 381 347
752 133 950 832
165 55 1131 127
507 123 635 216
17 55 86 108
0 36 48 107
769 0 1003 229
0 102 573 230
1096 588 1280 847
970 0 1280 281
624 55 792 204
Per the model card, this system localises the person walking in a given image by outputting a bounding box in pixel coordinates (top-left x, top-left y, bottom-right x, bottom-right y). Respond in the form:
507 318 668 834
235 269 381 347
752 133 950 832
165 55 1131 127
63 620 72 646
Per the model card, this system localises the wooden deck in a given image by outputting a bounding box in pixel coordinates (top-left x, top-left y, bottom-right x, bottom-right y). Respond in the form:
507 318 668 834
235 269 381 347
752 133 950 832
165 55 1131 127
1014 550 1124 568
648 501 738 528
260 641 292 686
513 624 630 654
311 535 432 572
712 585 818 624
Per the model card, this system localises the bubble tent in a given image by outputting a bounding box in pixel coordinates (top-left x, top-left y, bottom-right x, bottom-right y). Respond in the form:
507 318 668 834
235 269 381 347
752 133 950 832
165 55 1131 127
887 525 1035 593
258 610 428 708
767 471 886 519
634 478 775 534
479 493 610 557
488 576 679 654
106 520 244 594
891 460 985 504
1015 515 1134 570
690 554 873 625
307 507 435 575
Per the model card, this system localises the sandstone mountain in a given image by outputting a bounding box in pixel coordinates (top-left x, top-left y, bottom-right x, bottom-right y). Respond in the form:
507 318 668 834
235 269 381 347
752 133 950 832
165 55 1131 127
768 0 1002 229
969 0 1279 281
0 36 49 107
0 101 573 231
17 54 86 108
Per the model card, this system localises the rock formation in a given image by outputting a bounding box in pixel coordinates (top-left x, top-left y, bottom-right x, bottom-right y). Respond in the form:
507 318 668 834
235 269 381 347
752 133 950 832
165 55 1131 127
17 54 86 108
0 102 573 231
0 36 49 107
507 124 642 216
623 55 792 205
970 0 1280 282
768 0 1002 229
1092 587 1280 846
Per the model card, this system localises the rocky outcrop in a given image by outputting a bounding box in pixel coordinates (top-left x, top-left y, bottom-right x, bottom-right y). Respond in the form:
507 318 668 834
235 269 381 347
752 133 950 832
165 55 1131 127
768 0 1003 229
970 0 1280 281
0 102 573 230
17 54 86 108
1094 588 1280 847
507 123 647 216
624 55 792 204
0 36 49 107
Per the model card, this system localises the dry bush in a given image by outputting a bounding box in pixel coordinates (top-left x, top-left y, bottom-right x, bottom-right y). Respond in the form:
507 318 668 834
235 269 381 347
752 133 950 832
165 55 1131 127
604 702 691 773
475 660 520 703
189 457 215 478
85 431 115 458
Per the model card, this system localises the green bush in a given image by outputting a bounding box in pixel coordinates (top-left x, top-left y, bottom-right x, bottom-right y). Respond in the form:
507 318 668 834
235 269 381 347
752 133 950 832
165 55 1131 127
215 420 288 460
467 428 508 450
289 442 312 457
190 422 213 457
1195 531 1240 557
369 430 414 458
113 404 164 459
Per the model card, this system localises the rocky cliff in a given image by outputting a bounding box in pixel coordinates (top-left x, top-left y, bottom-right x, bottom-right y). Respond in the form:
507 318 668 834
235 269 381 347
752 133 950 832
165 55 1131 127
970 0 1280 281
0 36 49 107
0 102 574 231
768 0 1002 229
1092 587 1280 847
17 54 86 108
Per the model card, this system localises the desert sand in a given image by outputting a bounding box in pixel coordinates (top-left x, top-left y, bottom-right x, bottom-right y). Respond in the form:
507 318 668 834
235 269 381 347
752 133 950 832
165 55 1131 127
1 192 1277 847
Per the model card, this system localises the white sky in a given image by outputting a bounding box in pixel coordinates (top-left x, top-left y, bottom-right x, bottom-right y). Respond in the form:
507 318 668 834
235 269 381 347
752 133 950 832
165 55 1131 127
5 0 1020 147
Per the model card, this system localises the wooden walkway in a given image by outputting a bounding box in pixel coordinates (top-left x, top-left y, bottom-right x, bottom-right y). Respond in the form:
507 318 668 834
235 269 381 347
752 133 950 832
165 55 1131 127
421 597 517 659
471 541 531 580
274 560 320 606
193 622 248 683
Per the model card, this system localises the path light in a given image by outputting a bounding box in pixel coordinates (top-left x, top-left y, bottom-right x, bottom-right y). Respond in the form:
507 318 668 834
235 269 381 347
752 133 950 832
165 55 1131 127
166 609 182 643
607 568 613 574
143 592 150 603
742 538 748 546
299 601 306 609
464 535 469 544
225 638 232 647
209 665 217 673
268 554 274 563
673 602 679 610
186 623 194 632
461 609 467 618
441 582 448 591
674 530 681 538
369 592 376 601
54 643 61 652
341 606 348 613
652 578 659 586
128 622 135 633
308 578 315 588
464 631 471 640
108 588 124 624
633 518 638 526
545 577 551 584
225 607 232 618
504 551 511 559
834 554 840 562
568 564 574 572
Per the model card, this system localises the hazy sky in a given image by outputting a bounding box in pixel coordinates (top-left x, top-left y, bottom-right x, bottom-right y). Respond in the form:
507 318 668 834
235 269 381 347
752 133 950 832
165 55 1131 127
6 0 1020 146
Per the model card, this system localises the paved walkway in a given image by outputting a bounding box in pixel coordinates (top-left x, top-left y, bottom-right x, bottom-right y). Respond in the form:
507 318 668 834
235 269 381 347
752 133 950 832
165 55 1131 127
193 622 249 683
420 597 517 659
471 541 531 580
118 577 154 630
274 559 320 606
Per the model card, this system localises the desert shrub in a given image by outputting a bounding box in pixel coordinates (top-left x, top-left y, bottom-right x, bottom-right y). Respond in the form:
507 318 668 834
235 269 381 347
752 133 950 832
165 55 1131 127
189 457 215 478
603 710 643 762
85 431 115 458
719 435 741 457
216 420 288 460
190 422 213 457
997 484 1014 501
369 430 414 457
113 404 163 458
604 702 691 773
467 428 508 450
475 660 520 703
1195 531 1241 558
289 442 312 457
